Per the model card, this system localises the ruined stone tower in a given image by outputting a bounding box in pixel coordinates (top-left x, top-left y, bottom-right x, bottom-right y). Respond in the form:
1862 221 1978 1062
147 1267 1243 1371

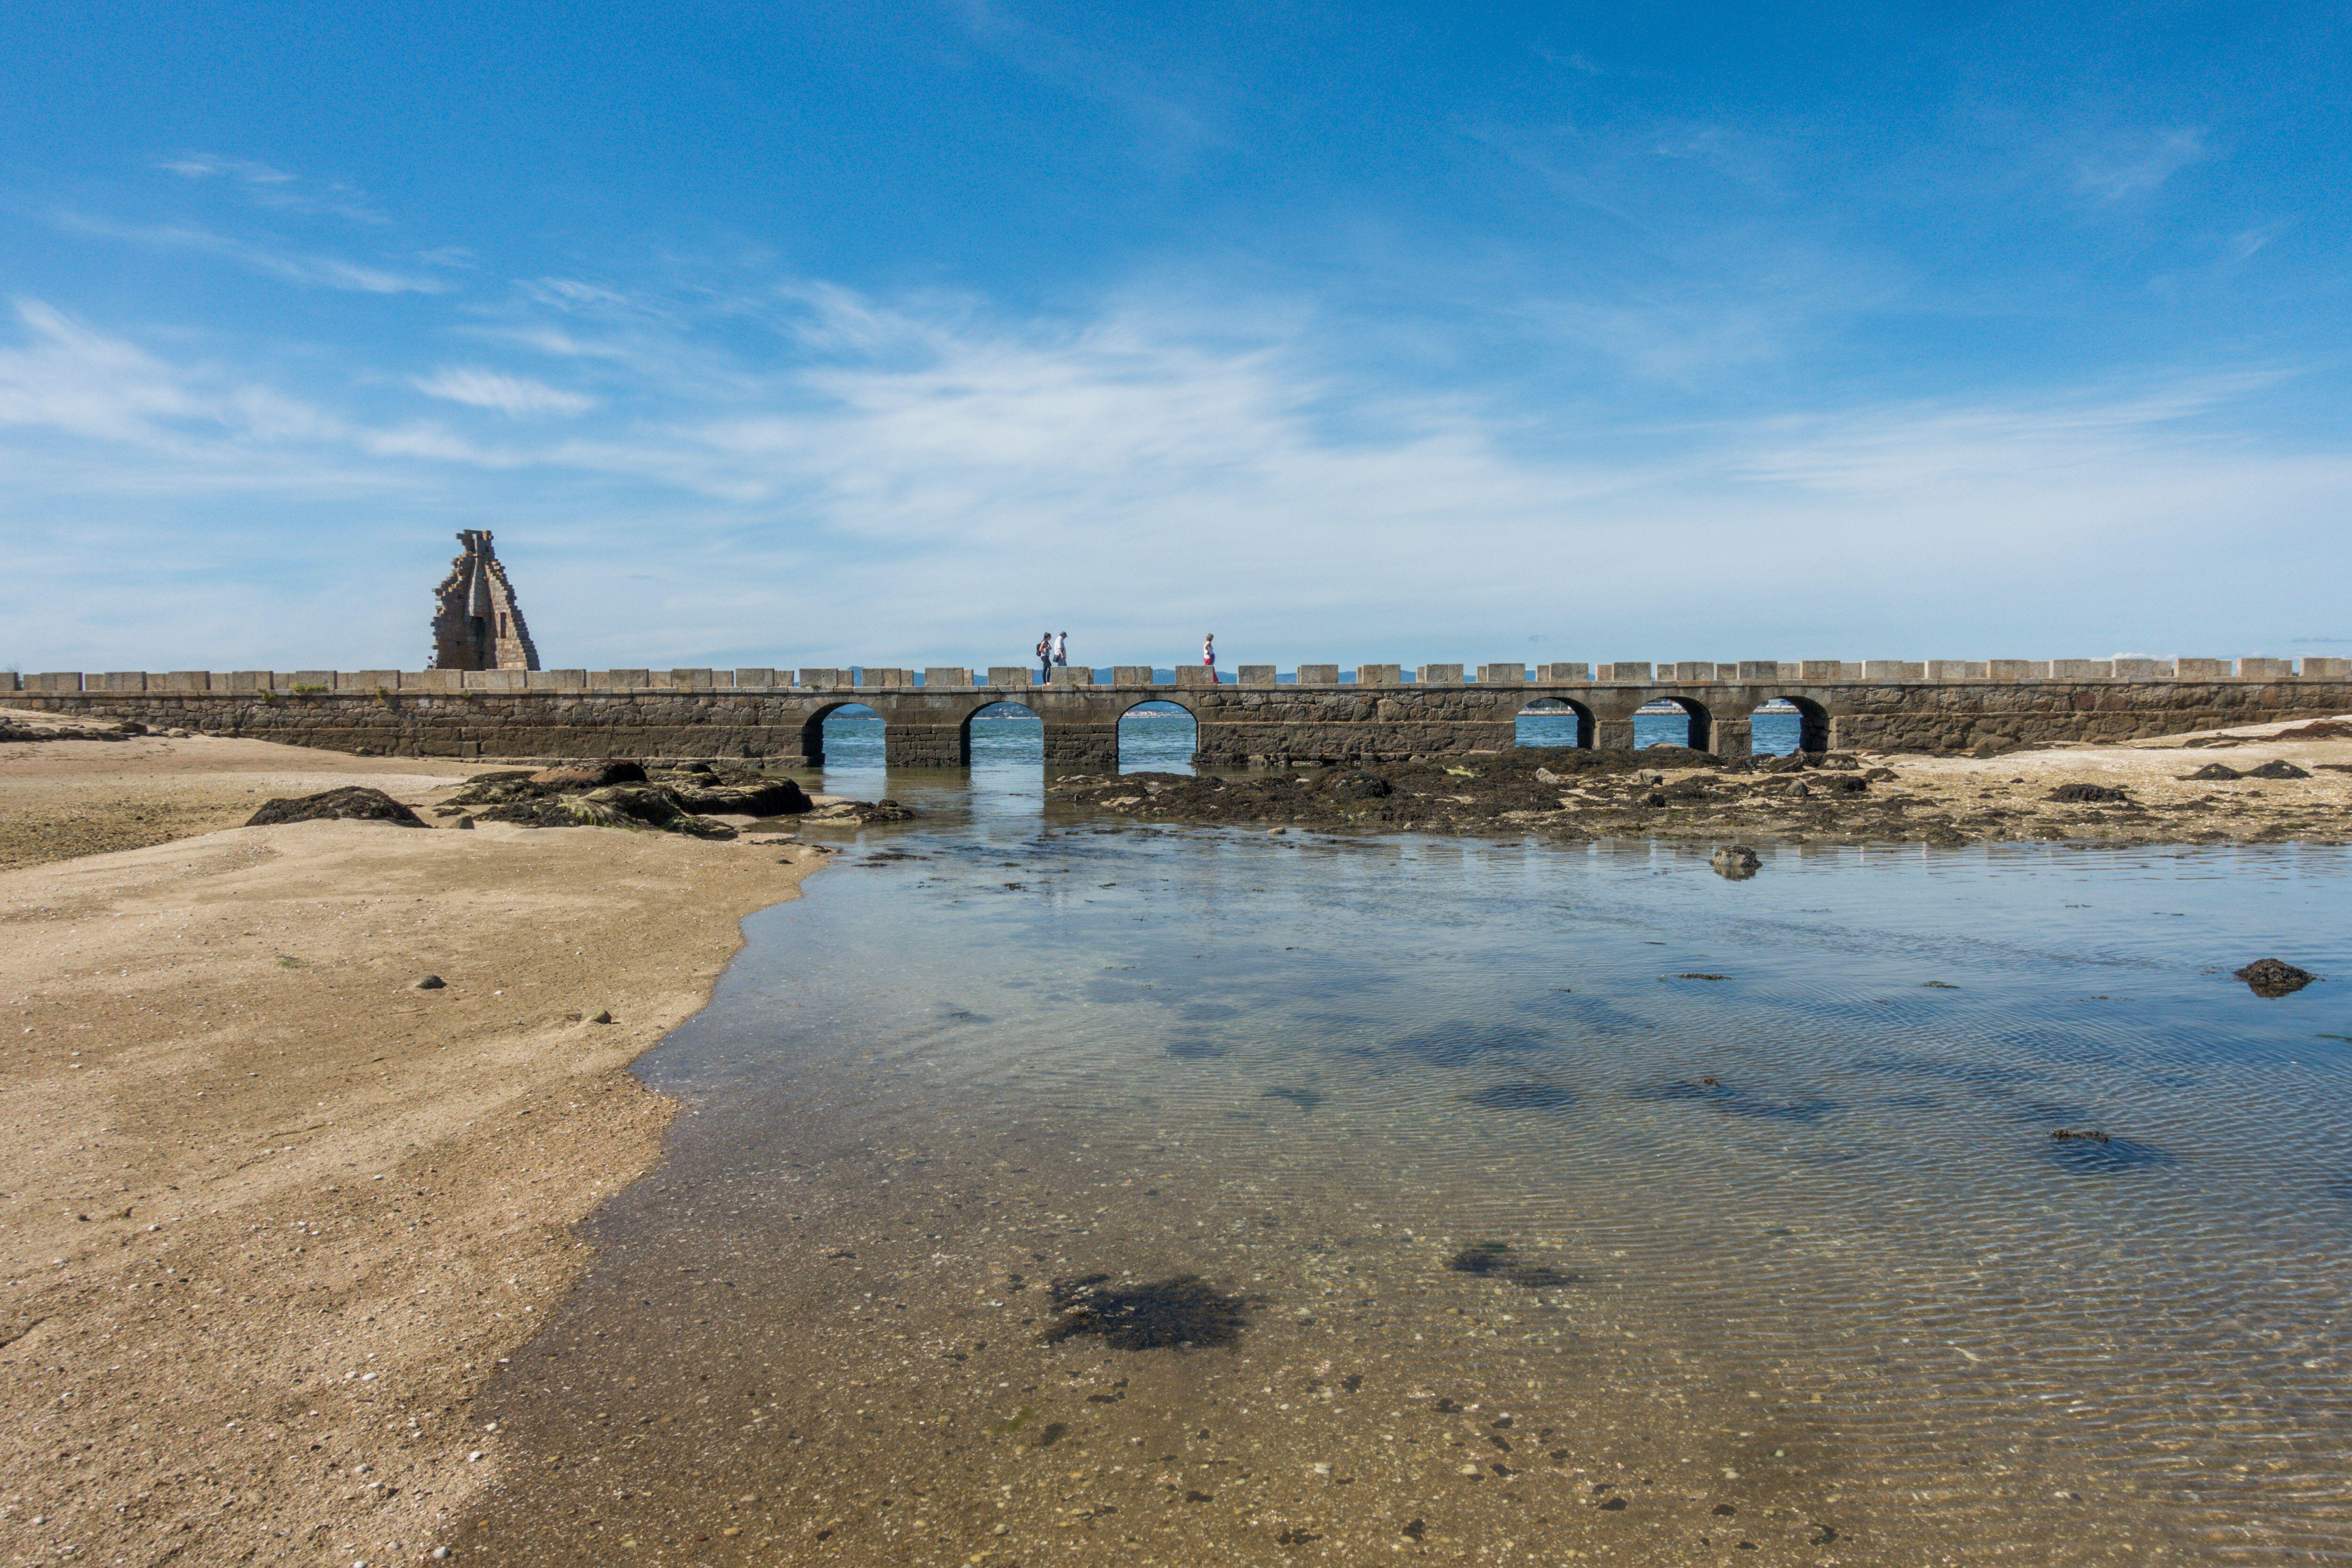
430 530 540 671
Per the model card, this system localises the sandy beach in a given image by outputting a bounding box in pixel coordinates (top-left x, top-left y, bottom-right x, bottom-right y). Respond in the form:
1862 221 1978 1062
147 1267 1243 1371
0 727 817 1564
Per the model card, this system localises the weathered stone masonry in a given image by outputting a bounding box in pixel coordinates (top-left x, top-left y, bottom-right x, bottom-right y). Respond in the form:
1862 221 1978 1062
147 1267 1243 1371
8 659 2350 766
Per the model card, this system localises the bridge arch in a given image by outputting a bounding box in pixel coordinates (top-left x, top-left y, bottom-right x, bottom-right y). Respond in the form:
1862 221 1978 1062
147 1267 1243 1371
1750 695 1829 754
1117 697 1200 773
961 699 1043 768
799 700 883 769
1516 696 1595 749
1635 694 1713 753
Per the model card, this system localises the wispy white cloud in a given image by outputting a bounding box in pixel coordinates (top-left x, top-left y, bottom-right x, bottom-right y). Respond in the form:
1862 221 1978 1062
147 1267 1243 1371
154 152 389 224
55 212 450 294
412 366 597 416
2072 126 2209 202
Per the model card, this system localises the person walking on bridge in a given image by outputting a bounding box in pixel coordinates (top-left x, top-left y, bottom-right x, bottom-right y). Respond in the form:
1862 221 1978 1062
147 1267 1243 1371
1036 632 1052 684
1053 631 1068 669
1202 633 1216 681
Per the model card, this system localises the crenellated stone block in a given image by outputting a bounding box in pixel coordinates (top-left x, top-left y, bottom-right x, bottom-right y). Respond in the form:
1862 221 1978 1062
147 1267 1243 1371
1048 667 1096 686
925 667 975 689
1416 664 1464 685
527 669 588 690
1667 662 1713 682
1798 661 1842 682
338 670 399 692
1173 667 1217 687
1734 661 1778 681
27 673 83 693
2049 660 2114 680
1112 665 1155 687
1537 662 1592 682
1863 661 1924 681
1358 664 1403 685
733 668 779 688
1238 665 1278 685
2238 657 2294 679
2300 657 2352 678
2112 659 2172 680
2173 659 2230 679
1295 665 1340 685
985 667 1031 689
1987 661 2046 682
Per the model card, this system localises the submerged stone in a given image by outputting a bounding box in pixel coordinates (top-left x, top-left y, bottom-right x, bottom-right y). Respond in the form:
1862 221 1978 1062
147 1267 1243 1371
1042 1274 1248 1351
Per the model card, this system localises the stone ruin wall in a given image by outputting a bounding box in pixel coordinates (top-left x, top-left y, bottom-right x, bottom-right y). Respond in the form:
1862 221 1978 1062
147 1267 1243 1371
430 530 539 672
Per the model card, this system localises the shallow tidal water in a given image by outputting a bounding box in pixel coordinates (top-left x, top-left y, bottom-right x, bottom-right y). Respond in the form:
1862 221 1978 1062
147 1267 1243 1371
456 733 2352 1566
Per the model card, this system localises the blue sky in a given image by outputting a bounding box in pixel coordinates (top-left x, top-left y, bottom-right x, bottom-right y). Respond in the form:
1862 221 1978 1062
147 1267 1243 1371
2 2 2348 672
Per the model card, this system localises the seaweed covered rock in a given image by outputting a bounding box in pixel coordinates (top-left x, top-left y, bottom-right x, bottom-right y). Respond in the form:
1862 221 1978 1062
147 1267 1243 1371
472 785 738 839
2247 760 2312 780
246 787 427 828
2048 782 2130 804
2183 763 2242 780
528 760 648 790
445 759 812 837
802 797 919 825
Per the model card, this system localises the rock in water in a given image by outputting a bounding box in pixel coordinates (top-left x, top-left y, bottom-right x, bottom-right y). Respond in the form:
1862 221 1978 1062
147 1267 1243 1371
2247 759 2312 780
246 787 427 828
2234 958 2316 997
1710 844 1761 880
2047 782 2130 804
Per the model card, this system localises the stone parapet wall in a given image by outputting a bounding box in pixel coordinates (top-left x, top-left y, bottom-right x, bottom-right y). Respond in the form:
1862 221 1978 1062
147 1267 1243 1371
12 657 2352 696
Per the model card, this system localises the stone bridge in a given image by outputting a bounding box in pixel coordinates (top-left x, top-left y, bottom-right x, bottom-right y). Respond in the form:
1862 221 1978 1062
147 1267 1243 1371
9 658 2350 769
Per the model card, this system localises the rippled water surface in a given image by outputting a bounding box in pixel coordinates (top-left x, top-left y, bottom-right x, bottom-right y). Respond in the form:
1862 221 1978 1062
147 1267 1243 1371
462 761 2352 1566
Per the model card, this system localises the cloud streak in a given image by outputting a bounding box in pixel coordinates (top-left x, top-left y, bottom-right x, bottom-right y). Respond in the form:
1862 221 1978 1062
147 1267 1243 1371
54 212 449 294
412 366 597 416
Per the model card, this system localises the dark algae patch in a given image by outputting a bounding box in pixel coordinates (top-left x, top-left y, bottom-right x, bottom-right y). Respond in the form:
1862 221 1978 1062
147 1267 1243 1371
1445 1241 1574 1290
1466 1080 1579 1112
2043 1129 2176 1175
1041 1273 1249 1350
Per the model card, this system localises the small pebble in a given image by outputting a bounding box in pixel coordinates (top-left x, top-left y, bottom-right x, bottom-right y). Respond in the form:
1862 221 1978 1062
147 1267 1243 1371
588 1010 613 1025
412 975 445 991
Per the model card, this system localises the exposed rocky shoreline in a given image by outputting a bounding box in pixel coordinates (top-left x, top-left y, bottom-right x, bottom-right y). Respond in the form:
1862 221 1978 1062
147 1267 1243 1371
1045 737 2352 846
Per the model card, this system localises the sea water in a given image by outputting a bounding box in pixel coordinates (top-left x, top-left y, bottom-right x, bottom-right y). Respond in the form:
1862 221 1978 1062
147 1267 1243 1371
457 754 2352 1565
819 701 1796 772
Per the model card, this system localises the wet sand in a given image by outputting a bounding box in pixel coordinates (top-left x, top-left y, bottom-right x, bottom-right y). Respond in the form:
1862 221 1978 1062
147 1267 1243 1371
0 727 818 1564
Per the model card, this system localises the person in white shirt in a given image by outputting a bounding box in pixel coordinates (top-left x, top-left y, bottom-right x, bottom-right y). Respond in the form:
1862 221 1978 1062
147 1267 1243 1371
1053 631 1068 668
